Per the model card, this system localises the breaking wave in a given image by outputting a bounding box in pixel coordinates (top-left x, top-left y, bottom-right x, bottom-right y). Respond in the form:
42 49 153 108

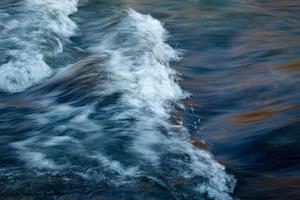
0 2 236 199
0 0 78 92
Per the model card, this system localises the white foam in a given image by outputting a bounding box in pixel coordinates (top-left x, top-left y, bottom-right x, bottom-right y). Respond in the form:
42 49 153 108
0 0 79 93
89 9 186 117
27 0 79 37
7 8 236 198
0 52 52 93
11 137 59 169
43 136 75 147
88 9 236 198
90 153 140 178
88 9 187 160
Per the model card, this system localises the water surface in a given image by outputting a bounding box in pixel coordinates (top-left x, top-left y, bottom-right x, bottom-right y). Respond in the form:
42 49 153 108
0 0 299 199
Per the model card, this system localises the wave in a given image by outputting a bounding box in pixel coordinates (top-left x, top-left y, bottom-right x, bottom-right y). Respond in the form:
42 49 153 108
0 0 78 93
0 3 237 199
85 9 236 199
5 8 237 199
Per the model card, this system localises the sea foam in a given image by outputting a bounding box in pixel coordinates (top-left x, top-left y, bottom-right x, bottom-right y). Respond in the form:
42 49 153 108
0 0 79 92
7 7 236 199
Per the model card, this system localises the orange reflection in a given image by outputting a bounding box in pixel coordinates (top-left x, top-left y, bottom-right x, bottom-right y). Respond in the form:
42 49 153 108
190 139 208 150
285 60 300 71
234 105 300 125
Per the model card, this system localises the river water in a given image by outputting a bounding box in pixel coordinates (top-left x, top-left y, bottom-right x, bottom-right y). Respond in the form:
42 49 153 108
0 0 299 199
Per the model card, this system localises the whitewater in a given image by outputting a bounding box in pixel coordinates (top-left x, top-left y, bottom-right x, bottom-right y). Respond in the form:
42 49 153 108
0 1 236 199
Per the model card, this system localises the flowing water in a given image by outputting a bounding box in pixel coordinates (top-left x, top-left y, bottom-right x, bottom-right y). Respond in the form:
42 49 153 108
0 0 299 199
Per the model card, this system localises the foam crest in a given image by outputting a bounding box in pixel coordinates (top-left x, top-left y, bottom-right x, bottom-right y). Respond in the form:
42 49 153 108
89 9 186 116
5 8 236 199
0 0 79 92
28 0 79 37
87 9 236 199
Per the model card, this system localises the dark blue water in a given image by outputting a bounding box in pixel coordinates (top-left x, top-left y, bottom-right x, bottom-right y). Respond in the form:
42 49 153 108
0 0 300 199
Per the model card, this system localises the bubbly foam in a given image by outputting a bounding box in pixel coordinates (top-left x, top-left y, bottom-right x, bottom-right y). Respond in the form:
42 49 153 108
7 8 236 199
87 9 236 199
0 0 79 92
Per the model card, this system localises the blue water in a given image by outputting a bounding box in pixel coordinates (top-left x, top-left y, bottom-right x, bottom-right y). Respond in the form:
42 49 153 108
0 0 300 199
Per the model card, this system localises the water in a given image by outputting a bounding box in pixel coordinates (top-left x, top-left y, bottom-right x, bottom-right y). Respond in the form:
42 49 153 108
0 0 299 199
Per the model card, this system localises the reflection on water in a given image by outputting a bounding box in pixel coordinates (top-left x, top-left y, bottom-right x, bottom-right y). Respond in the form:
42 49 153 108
119 0 300 199
0 0 299 199
235 105 300 125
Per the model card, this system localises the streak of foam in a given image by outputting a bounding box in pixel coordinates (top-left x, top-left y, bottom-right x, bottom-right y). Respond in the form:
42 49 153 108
6 7 237 199
28 0 79 37
0 0 79 93
88 9 236 199
11 137 60 169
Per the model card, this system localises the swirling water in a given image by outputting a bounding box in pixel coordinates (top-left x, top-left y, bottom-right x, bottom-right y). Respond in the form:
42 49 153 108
0 0 299 199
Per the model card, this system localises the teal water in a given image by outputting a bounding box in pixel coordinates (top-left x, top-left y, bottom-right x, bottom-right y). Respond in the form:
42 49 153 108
0 0 300 199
